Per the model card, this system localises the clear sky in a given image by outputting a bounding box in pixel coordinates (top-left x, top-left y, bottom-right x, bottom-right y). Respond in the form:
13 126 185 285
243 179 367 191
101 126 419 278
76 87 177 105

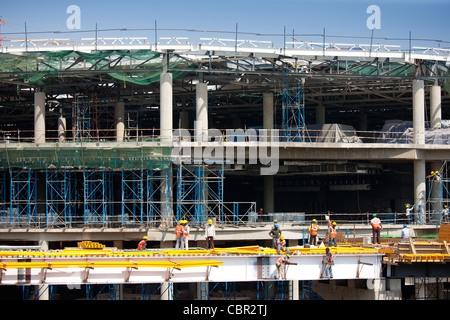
2 0 449 48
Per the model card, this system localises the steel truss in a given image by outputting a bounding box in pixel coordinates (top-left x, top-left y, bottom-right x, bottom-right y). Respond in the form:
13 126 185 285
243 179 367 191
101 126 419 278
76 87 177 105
46 168 76 228
176 163 223 226
9 169 37 228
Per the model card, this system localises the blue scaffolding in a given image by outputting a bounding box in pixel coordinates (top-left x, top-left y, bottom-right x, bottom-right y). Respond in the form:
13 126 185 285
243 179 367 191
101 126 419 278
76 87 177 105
9 169 37 228
121 169 144 227
83 169 113 227
146 168 172 227
176 164 223 226
281 80 306 142
46 168 75 228
0 170 6 227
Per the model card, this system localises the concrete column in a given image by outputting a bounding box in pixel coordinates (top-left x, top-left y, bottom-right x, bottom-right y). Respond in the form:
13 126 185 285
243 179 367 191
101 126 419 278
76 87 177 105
263 92 274 130
264 175 275 215
195 82 208 141
316 101 325 125
430 85 442 129
160 240 173 300
414 159 426 224
34 91 46 143
58 116 66 142
413 80 425 144
160 72 173 144
116 101 125 142
290 280 299 300
38 240 49 300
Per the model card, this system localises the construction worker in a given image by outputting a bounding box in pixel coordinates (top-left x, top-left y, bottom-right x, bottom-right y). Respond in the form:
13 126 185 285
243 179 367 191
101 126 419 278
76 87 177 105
370 213 383 244
328 221 337 247
205 219 216 250
269 221 282 249
442 205 449 222
137 236 148 250
406 204 414 224
308 219 320 246
401 224 410 240
183 219 190 250
175 220 184 249
277 235 292 255
323 247 334 278
275 254 296 280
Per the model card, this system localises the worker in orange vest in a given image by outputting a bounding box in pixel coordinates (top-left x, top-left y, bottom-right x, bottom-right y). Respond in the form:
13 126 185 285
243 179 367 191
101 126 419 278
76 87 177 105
137 236 148 250
323 247 334 278
308 219 320 246
328 222 337 247
370 213 383 244
175 220 184 249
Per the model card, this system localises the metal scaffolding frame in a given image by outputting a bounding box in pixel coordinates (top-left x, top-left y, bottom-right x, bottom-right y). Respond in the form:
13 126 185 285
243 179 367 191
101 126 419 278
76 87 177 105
146 168 172 227
46 168 76 228
176 163 223 227
9 169 37 228
121 169 144 227
281 79 306 142
83 168 113 227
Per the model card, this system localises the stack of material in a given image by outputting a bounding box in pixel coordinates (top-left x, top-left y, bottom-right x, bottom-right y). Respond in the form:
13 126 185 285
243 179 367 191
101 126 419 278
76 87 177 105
438 223 450 242
77 241 106 249
383 238 450 264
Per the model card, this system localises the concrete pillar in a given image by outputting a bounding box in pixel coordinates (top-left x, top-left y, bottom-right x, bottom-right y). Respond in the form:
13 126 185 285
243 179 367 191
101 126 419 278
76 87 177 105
160 72 173 144
58 116 66 142
34 91 46 143
195 82 208 141
116 101 125 142
431 161 442 221
264 175 275 215
413 80 425 144
38 240 49 300
290 280 299 300
430 85 442 129
160 240 173 300
414 159 426 224
316 101 325 125
263 93 274 130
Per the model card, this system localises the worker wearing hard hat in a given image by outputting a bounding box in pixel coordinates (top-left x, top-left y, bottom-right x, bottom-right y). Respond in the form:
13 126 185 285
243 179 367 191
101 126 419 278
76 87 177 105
277 235 292 255
269 220 282 249
175 220 184 249
183 220 190 250
328 221 337 247
137 236 148 250
275 254 297 280
205 219 216 250
308 219 320 246
370 213 383 244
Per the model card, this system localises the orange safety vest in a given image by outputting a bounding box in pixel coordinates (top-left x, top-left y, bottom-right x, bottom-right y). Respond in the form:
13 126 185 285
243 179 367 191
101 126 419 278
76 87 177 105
277 256 285 264
310 223 319 236
371 218 381 229
137 240 146 250
176 225 183 237
330 227 336 239
183 225 190 237
326 252 333 263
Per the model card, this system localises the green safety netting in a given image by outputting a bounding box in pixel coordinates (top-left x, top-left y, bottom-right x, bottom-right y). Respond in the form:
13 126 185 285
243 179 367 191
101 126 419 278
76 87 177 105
0 144 173 170
0 49 194 86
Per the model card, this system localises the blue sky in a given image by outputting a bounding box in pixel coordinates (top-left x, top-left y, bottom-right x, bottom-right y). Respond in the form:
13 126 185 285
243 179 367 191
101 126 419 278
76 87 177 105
2 0 449 48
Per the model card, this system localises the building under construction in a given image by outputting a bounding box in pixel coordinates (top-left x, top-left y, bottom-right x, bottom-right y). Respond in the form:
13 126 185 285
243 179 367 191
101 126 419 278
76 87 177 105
0 30 449 301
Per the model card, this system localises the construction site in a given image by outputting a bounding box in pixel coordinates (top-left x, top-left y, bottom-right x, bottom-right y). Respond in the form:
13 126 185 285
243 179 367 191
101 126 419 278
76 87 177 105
0 25 449 301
